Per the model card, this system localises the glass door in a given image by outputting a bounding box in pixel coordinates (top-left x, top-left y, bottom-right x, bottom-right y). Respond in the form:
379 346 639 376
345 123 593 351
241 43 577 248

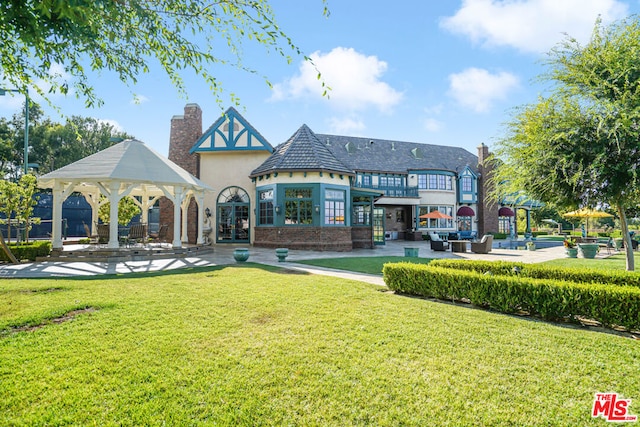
373 207 385 245
234 205 249 241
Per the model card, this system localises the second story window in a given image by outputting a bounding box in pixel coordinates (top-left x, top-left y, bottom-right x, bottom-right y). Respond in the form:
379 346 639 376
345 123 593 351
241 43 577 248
462 176 472 192
418 174 427 189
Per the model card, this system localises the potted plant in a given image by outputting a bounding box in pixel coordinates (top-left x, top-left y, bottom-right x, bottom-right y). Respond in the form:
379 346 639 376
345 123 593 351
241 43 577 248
578 242 599 259
526 241 536 251
564 238 578 258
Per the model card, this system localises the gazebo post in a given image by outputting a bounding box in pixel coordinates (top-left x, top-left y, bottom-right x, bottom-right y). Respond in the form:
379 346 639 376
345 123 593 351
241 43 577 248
181 194 190 244
172 187 183 248
196 191 205 245
80 190 101 235
51 182 64 249
107 182 121 249
51 181 75 249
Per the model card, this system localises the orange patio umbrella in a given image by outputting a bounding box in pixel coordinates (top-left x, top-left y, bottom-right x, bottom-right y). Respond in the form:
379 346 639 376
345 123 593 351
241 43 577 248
419 211 453 220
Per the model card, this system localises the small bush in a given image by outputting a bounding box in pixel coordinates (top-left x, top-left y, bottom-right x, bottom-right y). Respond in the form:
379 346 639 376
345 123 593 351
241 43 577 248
0 241 52 262
492 232 508 239
383 262 640 330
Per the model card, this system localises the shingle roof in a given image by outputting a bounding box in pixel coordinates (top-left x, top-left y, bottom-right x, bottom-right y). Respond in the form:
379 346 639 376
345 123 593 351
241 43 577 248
39 139 212 189
250 125 354 177
317 134 478 174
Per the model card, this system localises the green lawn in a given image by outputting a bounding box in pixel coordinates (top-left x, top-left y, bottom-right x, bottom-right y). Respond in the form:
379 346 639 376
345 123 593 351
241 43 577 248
295 256 433 275
1 264 638 426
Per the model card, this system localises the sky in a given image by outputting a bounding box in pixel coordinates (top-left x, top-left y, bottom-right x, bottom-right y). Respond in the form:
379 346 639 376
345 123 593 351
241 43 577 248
1 0 639 159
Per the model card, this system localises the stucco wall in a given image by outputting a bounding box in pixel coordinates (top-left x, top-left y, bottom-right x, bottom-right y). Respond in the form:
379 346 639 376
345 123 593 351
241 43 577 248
199 151 272 242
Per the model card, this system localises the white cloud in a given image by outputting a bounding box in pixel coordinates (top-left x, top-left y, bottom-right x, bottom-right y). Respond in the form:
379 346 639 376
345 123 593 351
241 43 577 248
448 68 519 112
423 118 443 132
0 89 24 110
271 47 403 113
328 116 366 134
440 0 629 53
96 118 124 132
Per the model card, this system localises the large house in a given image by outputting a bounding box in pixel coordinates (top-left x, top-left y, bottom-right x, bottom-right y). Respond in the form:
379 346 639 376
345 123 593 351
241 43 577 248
161 104 505 251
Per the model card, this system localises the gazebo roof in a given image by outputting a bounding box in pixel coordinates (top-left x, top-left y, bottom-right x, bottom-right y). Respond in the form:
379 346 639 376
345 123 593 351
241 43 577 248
38 139 212 196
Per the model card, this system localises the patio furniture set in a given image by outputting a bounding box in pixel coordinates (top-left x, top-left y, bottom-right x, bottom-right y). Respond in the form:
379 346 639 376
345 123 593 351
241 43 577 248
84 222 170 247
427 232 493 254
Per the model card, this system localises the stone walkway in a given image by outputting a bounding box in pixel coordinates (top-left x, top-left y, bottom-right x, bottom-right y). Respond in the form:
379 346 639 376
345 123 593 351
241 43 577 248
0 238 610 284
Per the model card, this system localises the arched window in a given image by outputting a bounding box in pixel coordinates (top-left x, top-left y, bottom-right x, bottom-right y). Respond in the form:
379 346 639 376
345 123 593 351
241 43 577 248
217 186 250 204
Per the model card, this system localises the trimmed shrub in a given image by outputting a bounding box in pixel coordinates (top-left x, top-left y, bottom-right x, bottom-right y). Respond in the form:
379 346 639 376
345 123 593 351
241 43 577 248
429 259 640 288
382 262 640 330
491 233 508 240
0 241 52 262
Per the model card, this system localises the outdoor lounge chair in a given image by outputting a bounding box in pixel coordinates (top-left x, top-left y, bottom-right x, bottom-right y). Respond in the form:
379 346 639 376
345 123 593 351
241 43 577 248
429 232 449 251
149 223 169 243
96 223 109 244
127 223 148 246
471 235 493 254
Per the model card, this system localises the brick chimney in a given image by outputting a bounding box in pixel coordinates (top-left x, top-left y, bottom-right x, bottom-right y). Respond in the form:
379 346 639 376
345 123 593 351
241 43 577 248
476 143 499 236
160 104 203 243
168 103 202 176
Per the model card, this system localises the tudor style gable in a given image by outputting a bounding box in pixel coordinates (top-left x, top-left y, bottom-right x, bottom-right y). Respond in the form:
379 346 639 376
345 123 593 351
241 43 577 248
457 165 478 204
190 107 273 154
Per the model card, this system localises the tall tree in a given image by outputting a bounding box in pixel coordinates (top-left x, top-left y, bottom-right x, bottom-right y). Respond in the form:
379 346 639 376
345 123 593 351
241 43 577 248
15 174 39 243
0 179 20 244
493 17 640 271
1 0 328 108
29 115 131 174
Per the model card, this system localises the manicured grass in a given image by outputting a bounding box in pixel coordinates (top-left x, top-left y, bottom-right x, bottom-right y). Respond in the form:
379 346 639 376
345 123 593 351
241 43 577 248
295 256 433 275
1 264 638 425
541 251 640 271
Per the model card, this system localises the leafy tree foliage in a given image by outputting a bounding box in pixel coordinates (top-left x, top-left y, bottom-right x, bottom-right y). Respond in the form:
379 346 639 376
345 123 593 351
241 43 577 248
493 17 640 270
98 196 141 226
1 0 328 108
0 174 39 244
0 179 20 244
0 102 130 177
15 174 39 243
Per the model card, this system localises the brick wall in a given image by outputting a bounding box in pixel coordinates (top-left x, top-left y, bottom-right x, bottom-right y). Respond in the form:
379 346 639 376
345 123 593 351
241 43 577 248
254 226 354 251
160 104 203 243
477 143 499 236
351 227 374 249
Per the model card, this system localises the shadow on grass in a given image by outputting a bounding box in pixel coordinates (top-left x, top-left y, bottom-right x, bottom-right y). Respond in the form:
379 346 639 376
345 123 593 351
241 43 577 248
4 263 286 282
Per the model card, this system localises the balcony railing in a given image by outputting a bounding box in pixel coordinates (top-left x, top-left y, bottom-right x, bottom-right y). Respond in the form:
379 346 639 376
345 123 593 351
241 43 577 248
354 183 419 198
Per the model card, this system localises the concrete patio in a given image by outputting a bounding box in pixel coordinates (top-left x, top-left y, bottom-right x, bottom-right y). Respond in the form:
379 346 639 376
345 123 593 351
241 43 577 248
0 237 614 283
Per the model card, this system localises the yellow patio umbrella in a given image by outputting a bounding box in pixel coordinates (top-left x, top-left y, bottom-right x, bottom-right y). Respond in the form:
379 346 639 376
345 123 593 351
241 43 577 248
562 208 614 235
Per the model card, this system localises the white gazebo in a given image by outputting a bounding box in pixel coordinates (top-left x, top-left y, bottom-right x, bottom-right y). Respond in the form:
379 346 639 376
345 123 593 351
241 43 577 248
38 139 213 249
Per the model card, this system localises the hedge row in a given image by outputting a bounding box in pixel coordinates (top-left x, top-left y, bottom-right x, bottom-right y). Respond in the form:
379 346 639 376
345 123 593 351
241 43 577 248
429 259 640 288
382 262 640 331
0 241 52 262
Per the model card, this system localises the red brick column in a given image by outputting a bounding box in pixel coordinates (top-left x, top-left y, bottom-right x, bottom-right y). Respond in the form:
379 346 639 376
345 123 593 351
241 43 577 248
160 104 203 243
477 143 499 236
